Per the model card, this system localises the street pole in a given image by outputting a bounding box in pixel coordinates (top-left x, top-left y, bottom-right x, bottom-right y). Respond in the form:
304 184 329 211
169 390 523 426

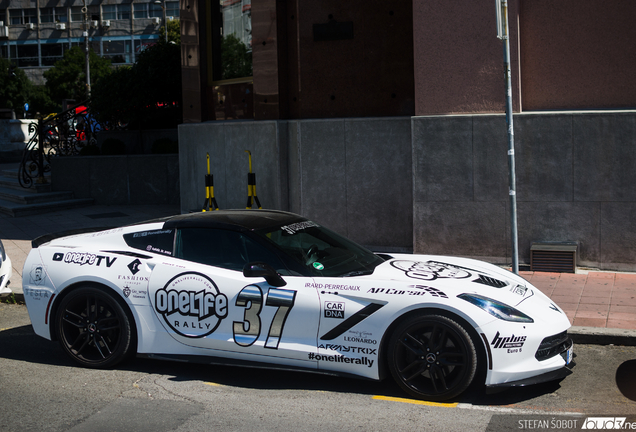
155 0 167 43
498 0 519 274
163 3 167 43
82 1 91 97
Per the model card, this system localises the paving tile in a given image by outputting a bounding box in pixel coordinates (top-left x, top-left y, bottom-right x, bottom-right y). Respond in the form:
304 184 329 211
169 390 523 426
586 272 616 279
609 304 636 314
572 317 607 327
608 312 636 321
581 287 613 296
550 294 582 304
579 296 611 305
552 301 578 311
606 319 636 330
576 311 609 320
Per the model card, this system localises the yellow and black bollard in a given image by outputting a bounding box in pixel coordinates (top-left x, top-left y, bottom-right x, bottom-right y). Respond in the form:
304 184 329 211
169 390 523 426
202 153 219 211
245 150 262 209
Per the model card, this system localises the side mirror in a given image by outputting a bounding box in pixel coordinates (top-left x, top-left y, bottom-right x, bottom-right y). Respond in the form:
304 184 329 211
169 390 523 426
243 262 287 287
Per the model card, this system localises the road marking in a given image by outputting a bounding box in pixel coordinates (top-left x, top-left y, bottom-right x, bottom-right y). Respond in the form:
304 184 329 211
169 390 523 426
204 382 223 387
457 403 583 416
372 396 458 407
373 396 583 416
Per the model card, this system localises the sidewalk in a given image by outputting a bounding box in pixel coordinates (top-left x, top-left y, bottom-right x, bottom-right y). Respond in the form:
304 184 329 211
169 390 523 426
1 203 635 344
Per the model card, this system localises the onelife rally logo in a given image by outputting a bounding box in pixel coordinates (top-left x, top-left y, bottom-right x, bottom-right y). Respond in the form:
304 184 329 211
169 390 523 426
154 272 228 338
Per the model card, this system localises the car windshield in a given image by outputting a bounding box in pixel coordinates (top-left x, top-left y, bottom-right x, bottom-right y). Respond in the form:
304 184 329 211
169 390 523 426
256 221 385 277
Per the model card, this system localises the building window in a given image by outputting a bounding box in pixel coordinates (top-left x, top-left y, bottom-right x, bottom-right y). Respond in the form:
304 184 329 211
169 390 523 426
70 6 83 22
41 43 66 66
212 0 252 81
102 5 116 20
133 3 147 19
39 8 54 23
9 9 37 25
118 5 131 20
149 3 162 18
55 7 68 22
103 39 132 64
165 1 179 18
10 44 39 67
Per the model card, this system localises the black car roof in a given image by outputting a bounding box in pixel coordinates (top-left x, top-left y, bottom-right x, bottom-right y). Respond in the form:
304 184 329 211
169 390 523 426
161 209 308 232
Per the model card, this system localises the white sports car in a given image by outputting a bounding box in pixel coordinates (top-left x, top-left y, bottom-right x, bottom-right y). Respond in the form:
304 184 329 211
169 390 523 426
0 239 12 296
22 210 573 401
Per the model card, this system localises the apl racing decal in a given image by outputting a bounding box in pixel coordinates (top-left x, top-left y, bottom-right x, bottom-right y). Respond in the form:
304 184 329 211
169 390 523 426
153 272 228 338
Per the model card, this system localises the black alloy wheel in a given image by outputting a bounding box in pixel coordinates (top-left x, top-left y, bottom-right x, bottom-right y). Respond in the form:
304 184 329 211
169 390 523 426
388 314 477 401
55 286 134 368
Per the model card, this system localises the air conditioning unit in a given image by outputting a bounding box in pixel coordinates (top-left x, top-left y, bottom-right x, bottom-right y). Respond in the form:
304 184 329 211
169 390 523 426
102 20 110 27
25 23 35 30
151 17 161 25
91 20 99 28
55 22 66 30
0 24 8 38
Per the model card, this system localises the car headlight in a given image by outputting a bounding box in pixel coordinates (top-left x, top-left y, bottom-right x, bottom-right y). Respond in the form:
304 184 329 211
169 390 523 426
457 293 534 323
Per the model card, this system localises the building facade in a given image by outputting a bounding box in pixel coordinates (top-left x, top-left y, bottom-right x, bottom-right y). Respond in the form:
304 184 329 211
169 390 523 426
0 0 179 84
176 0 636 271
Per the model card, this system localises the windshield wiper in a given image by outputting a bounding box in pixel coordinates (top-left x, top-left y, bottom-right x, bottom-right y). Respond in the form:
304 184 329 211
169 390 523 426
341 270 374 277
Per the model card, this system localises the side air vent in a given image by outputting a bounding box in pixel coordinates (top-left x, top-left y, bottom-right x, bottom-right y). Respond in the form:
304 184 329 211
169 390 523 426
531 242 577 273
473 275 508 288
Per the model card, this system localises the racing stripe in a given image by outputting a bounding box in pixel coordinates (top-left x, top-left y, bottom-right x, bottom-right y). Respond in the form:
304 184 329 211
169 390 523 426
320 303 384 340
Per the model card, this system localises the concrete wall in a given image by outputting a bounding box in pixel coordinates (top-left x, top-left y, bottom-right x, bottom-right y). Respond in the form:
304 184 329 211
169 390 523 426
413 111 636 271
51 154 179 205
97 129 179 155
178 118 413 251
179 112 636 270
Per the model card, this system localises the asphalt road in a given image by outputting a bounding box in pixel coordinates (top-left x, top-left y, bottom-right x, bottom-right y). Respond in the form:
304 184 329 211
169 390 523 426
1 302 635 432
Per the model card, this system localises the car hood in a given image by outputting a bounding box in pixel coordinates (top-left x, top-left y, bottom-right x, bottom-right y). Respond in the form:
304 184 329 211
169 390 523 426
370 253 566 325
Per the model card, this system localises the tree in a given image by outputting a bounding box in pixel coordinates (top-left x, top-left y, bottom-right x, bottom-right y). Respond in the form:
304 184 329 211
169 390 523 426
43 47 112 104
221 34 252 80
159 19 181 45
0 57 32 117
91 41 182 129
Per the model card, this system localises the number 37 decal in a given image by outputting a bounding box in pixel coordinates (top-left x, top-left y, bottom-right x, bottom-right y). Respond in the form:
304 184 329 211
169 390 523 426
233 285 296 349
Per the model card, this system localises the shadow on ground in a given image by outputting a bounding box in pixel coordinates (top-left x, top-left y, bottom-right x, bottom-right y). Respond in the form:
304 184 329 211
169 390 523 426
0 323 569 406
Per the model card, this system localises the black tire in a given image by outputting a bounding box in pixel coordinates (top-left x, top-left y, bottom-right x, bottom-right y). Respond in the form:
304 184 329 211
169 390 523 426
55 286 134 368
387 314 477 401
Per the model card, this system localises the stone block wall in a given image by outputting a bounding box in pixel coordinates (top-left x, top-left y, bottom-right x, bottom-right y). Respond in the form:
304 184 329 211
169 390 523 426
178 111 636 270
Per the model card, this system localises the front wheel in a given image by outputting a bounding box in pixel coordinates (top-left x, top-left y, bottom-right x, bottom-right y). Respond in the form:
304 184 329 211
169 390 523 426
55 286 134 368
387 314 477 401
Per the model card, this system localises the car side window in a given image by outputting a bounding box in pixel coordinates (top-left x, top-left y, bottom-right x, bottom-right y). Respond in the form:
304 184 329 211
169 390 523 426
123 229 174 256
174 228 289 273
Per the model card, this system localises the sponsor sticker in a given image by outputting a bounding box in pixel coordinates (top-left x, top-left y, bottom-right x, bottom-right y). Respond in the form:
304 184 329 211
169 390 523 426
308 352 374 368
153 272 228 338
53 252 116 267
324 301 345 318
491 331 526 353
29 265 46 286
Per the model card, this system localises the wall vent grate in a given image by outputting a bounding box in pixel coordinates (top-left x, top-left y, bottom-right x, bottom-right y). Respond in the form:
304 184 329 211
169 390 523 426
530 242 577 273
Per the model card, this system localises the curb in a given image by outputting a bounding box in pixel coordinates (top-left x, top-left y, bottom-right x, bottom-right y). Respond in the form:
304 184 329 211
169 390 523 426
569 326 636 346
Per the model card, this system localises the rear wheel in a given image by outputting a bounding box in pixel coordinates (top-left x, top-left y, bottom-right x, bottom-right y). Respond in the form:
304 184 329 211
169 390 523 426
388 314 477 401
55 286 134 368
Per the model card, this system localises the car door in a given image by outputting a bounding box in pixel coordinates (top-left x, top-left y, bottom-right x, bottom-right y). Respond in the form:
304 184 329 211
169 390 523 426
312 278 387 376
147 227 320 368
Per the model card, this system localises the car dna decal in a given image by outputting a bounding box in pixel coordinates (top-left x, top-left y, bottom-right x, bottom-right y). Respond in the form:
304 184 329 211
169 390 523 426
153 272 228 338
